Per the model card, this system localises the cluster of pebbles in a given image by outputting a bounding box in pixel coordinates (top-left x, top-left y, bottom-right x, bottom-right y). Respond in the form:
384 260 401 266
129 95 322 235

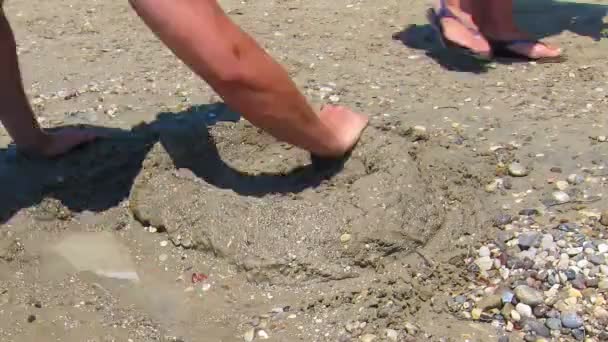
451 171 608 341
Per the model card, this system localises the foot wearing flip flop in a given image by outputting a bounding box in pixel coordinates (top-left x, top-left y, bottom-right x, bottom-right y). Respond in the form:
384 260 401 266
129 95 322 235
486 34 563 61
427 0 491 59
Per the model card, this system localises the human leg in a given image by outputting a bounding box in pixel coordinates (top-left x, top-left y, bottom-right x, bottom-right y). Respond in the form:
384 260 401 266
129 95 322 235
0 5 98 157
477 0 562 60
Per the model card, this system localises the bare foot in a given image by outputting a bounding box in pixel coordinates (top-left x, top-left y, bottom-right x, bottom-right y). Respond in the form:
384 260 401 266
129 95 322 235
316 105 368 158
483 29 562 59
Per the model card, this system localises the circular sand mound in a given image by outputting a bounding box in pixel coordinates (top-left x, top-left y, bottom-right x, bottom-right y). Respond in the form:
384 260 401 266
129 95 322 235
128 115 486 285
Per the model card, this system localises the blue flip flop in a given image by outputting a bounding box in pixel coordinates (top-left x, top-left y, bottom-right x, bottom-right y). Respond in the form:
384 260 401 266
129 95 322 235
426 0 490 61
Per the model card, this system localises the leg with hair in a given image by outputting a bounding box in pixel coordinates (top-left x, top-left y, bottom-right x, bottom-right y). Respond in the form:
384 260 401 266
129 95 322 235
477 0 562 60
129 0 368 157
0 5 98 157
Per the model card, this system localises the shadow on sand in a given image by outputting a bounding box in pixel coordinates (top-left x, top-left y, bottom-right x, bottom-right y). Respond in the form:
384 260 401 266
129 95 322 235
392 0 608 73
0 103 349 224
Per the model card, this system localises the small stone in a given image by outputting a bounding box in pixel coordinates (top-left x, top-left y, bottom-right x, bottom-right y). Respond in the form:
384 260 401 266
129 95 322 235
360 334 377 342
158 254 168 262
515 303 533 318
567 247 583 256
598 243 608 254
471 308 482 320
27 315 36 323
476 295 502 311
601 210 608 226
498 336 509 342
515 285 544 306
576 259 589 268
585 277 599 288
598 279 608 289
593 306 608 322
345 321 359 333
569 288 582 298
494 214 513 226
601 265 608 275
509 162 529 177
556 181 569 191
340 234 352 243
385 329 399 342
567 174 584 185
510 309 522 321
518 233 540 250
571 329 585 341
552 191 571 204
526 319 551 337
501 291 514 304
257 330 269 339
148 227 158 233
533 304 549 318
572 277 587 290
478 246 491 257
411 126 429 141
545 318 562 330
589 254 605 265
243 328 255 342
475 256 493 271
561 312 584 329
519 209 539 216
160 240 169 247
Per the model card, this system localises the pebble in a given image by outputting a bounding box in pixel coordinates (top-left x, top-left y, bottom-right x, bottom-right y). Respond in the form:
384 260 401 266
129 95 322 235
571 329 585 341
552 191 571 204
593 307 608 321
501 291 514 304
494 214 513 226
478 246 491 257
508 163 529 177
514 285 543 306
340 233 352 243
160 240 168 247
385 329 399 342
515 303 533 318
158 254 168 262
598 279 608 289
561 312 584 329
475 256 493 271
567 174 585 185
519 209 539 216
471 308 482 320
555 181 569 191
518 233 539 250
526 319 550 337
545 317 562 330
360 334 377 342
257 330 269 340
477 293 503 311
601 210 608 226
243 328 255 342
567 247 583 256
533 304 549 318
598 243 608 254
510 309 521 322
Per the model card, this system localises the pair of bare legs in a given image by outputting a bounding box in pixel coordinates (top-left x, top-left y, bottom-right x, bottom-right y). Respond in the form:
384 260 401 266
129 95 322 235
437 0 562 59
0 0 368 159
